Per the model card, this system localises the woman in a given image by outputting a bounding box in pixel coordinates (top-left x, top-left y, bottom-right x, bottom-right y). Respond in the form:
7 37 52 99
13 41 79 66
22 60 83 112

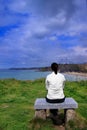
45 62 66 117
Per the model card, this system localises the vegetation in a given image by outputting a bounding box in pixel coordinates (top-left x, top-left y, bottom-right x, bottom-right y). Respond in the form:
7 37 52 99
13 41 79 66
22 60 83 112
38 63 87 73
0 78 87 130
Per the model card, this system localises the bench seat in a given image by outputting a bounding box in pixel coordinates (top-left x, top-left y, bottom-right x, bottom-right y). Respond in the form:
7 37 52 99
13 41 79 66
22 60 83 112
34 97 78 110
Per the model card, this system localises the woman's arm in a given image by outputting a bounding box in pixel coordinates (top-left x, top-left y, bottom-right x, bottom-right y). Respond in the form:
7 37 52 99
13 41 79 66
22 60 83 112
45 78 49 90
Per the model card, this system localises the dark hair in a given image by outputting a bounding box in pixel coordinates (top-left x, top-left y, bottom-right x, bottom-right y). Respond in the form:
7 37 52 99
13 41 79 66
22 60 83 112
51 62 58 74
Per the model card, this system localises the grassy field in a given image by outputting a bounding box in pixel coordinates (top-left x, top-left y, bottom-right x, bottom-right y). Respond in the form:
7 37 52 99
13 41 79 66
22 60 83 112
0 78 87 130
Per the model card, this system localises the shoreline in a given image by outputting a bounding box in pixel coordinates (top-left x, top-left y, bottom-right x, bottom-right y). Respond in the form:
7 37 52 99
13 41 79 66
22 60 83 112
64 72 87 77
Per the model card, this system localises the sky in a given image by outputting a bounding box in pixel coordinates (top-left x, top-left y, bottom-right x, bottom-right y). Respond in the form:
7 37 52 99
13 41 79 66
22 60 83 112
0 0 87 68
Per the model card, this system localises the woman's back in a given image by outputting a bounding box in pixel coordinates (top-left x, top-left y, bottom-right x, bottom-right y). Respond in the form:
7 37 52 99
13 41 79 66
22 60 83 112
46 71 65 99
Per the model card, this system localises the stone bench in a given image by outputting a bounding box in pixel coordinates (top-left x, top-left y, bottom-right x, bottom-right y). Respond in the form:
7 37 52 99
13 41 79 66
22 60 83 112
34 97 78 122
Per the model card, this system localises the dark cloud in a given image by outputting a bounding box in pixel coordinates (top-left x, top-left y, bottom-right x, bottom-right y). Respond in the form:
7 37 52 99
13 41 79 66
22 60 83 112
29 0 76 18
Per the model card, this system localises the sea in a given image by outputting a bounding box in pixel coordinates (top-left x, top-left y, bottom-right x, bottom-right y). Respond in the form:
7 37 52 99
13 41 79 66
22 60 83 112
0 69 87 81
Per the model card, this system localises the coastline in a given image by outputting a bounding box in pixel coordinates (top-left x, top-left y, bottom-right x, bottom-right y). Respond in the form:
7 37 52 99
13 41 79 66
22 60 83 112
65 72 87 77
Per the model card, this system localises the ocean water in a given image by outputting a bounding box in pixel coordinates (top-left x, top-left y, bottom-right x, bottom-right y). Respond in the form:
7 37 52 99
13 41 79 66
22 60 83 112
0 69 87 81
0 69 50 80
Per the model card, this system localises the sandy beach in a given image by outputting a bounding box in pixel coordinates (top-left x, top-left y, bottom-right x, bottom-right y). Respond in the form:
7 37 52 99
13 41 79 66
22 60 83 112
65 72 87 77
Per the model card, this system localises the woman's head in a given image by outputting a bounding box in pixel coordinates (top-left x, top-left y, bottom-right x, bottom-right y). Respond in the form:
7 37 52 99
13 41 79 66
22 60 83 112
51 62 59 74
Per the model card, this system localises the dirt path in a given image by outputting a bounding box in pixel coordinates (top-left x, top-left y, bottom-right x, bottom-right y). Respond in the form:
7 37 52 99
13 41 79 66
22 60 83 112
54 125 65 130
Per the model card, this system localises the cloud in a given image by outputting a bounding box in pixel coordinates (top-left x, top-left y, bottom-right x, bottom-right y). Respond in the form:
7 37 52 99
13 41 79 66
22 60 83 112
0 0 87 68
71 46 87 56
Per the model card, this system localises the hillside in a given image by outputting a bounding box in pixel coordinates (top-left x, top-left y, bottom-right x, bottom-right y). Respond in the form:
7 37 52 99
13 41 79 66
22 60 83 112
38 64 87 73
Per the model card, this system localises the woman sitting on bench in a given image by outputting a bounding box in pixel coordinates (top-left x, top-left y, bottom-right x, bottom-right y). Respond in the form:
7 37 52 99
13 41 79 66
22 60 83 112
45 62 66 117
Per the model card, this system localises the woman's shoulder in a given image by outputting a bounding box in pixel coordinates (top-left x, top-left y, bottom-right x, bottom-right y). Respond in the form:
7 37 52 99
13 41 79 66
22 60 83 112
57 72 65 79
58 72 64 76
46 72 54 78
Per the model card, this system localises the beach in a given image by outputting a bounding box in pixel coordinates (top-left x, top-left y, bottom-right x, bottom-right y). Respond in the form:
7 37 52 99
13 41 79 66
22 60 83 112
65 72 87 77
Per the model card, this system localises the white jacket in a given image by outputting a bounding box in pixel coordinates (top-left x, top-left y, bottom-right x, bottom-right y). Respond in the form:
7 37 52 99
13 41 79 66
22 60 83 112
45 72 66 99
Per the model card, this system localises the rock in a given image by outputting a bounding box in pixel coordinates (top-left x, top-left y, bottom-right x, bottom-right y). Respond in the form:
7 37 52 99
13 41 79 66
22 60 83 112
35 110 46 120
66 109 76 122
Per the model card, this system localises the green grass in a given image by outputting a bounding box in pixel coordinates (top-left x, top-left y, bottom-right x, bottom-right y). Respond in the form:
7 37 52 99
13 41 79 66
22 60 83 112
0 78 87 130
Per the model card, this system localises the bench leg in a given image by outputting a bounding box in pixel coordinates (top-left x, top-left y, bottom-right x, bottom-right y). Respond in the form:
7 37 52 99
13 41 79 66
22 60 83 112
35 109 46 120
65 109 76 123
